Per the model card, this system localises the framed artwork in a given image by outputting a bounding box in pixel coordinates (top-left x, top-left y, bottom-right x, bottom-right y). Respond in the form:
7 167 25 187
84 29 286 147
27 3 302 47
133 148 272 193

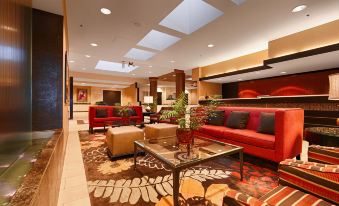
77 88 89 102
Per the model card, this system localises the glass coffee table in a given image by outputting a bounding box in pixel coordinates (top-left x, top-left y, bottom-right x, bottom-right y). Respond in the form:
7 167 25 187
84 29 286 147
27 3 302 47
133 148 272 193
134 136 243 206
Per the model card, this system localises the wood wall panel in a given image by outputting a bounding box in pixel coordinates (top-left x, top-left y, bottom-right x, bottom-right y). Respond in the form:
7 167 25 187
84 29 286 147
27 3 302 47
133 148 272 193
32 9 63 131
0 0 32 134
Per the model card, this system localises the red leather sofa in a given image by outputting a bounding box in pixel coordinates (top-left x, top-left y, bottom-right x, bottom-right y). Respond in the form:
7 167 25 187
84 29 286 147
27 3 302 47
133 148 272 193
89 106 143 133
195 107 304 163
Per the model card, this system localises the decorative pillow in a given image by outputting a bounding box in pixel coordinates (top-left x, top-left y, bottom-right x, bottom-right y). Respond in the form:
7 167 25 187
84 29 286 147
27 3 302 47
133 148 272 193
257 113 275 135
113 108 121 117
226 111 250 129
95 109 107 118
207 110 225 126
127 108 137 116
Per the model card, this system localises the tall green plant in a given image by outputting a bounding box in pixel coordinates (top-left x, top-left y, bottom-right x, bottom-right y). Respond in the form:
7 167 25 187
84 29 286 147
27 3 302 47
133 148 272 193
160 92 218 130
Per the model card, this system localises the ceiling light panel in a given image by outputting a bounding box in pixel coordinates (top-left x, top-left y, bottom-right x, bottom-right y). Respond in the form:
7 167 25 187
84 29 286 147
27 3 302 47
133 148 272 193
137 30 181 51
159 0 223 35
124 48 156 60
95 60 138 73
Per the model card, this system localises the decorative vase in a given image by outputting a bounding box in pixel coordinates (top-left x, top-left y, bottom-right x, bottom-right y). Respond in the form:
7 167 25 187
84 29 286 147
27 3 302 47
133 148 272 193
176 128 193 156
145 105 151 112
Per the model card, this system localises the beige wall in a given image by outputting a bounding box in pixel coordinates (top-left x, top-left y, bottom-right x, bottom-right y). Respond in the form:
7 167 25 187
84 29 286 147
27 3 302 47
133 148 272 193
198 81 222 100
122 83 138 106
269 19 339 58
200 50 268 78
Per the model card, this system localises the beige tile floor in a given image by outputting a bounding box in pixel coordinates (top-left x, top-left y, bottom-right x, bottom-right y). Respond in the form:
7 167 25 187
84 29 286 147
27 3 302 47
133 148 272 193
57 112 308 206
57 119 91 206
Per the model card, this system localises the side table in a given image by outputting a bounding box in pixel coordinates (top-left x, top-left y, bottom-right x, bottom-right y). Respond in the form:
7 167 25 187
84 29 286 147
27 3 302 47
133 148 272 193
304 127 339 147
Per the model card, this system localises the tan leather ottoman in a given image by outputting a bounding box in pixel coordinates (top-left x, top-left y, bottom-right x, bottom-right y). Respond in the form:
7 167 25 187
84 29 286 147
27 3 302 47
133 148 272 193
106 126 144 157
145 123 178 139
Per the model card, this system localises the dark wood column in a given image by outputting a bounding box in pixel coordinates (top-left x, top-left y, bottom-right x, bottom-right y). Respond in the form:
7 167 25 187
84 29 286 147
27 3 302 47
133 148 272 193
175 69 185 97
70 76 73 119
149 77 158 111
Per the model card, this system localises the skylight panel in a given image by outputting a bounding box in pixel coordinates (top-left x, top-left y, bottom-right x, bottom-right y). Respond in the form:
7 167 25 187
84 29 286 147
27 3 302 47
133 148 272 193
159 0 223 35
95 60 138 73
137 30 181 51
230 0 246 6
124 48 156 60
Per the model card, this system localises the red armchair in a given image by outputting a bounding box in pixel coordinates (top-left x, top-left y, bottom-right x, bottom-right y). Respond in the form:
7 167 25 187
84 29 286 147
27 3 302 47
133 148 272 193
88 106 142 133
194 107 304 163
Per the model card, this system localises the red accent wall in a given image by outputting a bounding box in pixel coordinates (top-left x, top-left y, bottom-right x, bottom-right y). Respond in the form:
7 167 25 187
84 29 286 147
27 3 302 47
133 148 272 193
238 69 339 98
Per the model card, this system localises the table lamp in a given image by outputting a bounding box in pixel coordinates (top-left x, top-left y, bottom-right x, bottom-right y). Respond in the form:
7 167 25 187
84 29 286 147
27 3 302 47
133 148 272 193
328 73 339 125
144 96 153 112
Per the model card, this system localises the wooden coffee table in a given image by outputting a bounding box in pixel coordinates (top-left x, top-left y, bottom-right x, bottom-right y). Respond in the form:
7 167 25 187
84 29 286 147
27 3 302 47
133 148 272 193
134 136 243 206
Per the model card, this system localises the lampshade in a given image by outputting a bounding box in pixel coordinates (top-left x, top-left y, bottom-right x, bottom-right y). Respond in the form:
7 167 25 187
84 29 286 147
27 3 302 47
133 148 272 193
144 96 153 104
329 73 339 100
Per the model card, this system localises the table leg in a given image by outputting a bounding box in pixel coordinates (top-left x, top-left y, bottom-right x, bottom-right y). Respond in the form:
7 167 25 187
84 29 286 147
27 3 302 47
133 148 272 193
239 150 243 181
172 170 180 206
134 143 137 170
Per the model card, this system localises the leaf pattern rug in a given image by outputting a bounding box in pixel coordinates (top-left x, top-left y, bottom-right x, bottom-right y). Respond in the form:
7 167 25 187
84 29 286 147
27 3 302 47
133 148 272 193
79 130 278 206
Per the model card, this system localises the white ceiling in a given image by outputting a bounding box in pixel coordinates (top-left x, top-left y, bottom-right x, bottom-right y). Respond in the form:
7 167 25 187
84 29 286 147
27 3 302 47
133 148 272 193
32 0 63 15
64 0 339 81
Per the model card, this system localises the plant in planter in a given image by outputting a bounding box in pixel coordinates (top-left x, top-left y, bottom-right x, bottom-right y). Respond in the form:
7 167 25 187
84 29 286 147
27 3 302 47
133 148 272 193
160 92 218 154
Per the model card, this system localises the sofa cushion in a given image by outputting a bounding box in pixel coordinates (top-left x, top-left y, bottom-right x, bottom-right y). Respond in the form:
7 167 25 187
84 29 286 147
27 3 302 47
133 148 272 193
200 125 234 138
95 109 108 118
127 108 137 116
223 129 275 149
207 110 225 126
257 112 275 135
226 111 250 129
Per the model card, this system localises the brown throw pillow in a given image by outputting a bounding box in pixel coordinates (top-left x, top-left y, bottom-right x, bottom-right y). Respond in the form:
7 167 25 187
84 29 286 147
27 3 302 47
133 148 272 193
113 108 121 117
226 111 250 129
95 109 107 118
257 112 275 135
207 110 225 126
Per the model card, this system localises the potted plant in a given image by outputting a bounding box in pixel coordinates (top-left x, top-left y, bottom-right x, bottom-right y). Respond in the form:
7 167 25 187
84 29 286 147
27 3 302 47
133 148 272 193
160 92 218 153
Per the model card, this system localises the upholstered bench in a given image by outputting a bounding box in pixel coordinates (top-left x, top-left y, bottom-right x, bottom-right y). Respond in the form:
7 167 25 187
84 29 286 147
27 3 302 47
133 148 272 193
308 145 339 164
279 158 339 204
144 123 177 140
224 186 334 206
106 126 144 157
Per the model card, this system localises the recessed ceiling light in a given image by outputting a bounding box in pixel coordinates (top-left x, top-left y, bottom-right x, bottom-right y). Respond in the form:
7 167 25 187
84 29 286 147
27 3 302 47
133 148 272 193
281 71 287 74
148 65 153 68
170 60 175 63
82 68 86 70
90 43 98 47
172 74 176 77
100 8 111 15
69 60 75 63
238 79 242 81
132 73 136 76
85 55 91 58
292 5 307 13
207 44 214 48
81 83 86 85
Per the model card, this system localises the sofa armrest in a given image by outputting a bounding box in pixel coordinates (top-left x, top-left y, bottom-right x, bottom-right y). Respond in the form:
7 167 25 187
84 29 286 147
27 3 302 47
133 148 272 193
274 109 304 162
88 106 96 125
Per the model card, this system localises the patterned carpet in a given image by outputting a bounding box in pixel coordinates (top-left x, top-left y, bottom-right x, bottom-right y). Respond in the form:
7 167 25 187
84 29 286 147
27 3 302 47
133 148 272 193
79 130 278 206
